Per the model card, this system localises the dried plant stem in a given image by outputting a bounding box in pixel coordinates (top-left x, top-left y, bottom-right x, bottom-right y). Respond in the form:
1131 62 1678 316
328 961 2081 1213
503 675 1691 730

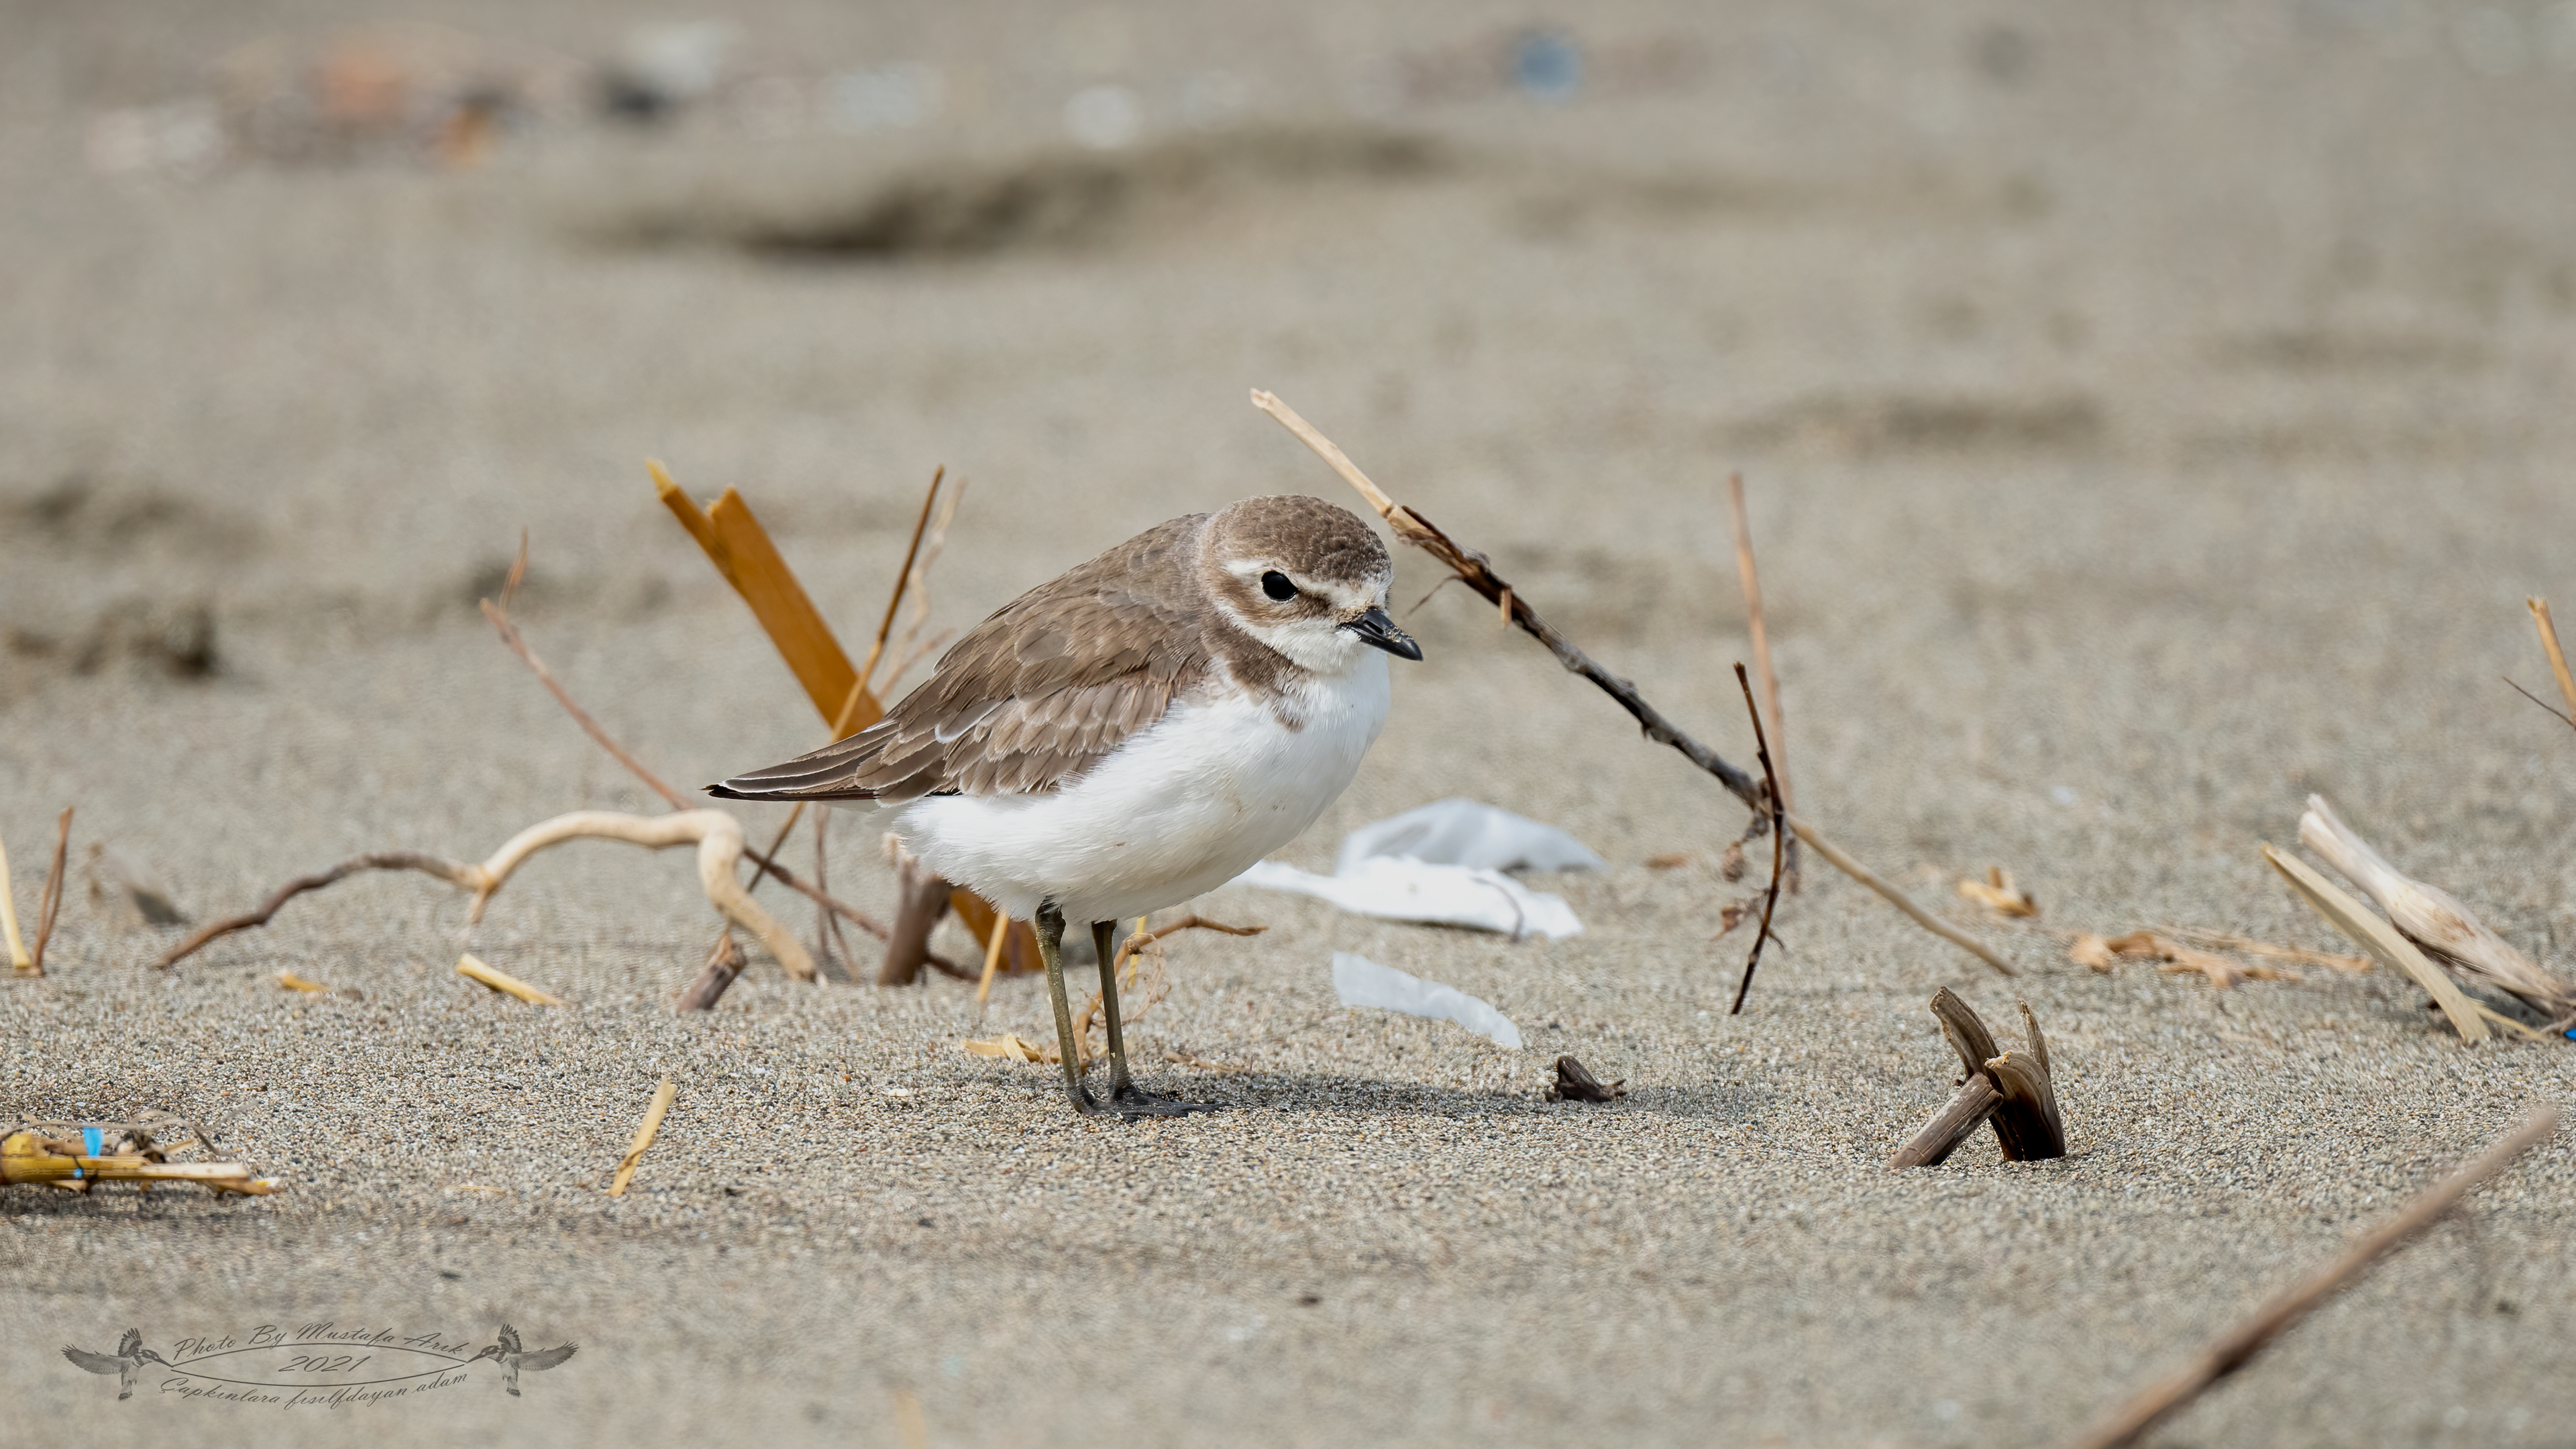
1251 388 2010 979
2264 844 2486 1044
2532 598 2576 723
2058 1106 2559 1449
1887 1076 2002 1169
974 907 1012 1018
1112 913 1268 973
480 538 689 811
851 467 943 716
156 853 482 969
1731 663 1786 1014
456 953 568 1006
160 812 819 981
1726 474 1795 826
0 823 28 975
32 807 70 975
608 1077 677 1197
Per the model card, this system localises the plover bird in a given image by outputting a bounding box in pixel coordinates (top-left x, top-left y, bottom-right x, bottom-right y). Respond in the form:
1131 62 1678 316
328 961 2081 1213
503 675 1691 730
710 494 1420 1118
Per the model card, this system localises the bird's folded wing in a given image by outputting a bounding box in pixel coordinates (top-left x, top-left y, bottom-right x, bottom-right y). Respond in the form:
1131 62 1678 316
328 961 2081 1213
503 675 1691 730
62 1348 122 1374
710 516 1214 803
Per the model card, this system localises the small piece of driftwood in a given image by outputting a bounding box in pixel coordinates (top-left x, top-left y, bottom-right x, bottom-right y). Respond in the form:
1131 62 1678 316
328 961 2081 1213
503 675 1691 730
1547 1055 1628 1102
1890 987 2066 1167
2057 1106 2559 1449
456 953 567 1006
2298 794 2575 1019
1251 389 2012 979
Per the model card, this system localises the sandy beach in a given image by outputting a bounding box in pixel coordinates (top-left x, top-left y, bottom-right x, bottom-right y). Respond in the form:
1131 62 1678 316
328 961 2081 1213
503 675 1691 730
6 3 2576 1444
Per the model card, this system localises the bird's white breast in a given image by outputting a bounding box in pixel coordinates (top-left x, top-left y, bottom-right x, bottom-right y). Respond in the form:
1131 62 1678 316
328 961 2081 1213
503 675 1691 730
894 652 1391 924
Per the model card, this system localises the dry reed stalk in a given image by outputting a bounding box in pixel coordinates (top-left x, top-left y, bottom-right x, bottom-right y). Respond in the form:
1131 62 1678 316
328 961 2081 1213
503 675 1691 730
2263 845 2487 1044
653 461 1034 973
2532 598 2576 724
0 824 29 975
1726 473 1799 889
1730 662 1786 1014
480 537 689 810
2154 926 2365 973
607 1077 676 1196
879 479 966 693
1249 388 2011 978
974 908 1012 1018
276 971 328 994
31 806 69 975
2057 1106 2559 1449
852 468 945 708
456 953 568 1006
2298 795 2576 1018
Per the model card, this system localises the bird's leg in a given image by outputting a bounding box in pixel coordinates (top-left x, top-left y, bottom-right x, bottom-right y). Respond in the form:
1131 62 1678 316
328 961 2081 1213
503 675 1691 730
1093 918 1222 1118
1036 904 1102 1116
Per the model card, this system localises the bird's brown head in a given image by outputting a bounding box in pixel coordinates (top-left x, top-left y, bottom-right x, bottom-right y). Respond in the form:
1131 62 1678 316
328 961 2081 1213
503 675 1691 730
1199 494 1419 670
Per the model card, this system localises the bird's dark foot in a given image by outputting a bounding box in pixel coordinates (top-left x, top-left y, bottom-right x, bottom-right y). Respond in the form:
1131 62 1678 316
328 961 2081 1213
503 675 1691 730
1067 1080 1110 1117
1108 1081 1223 1118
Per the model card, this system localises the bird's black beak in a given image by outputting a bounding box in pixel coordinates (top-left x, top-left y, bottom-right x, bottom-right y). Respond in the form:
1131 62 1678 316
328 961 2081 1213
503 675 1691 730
1343 606 1423 661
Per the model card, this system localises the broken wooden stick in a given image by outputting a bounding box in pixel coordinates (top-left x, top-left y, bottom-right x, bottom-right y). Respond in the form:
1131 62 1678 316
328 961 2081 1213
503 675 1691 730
31 806 69 975
1254 380 2012 978
1730 662 1786 1015
1890 988 2065 1167
160 812 817 981
2265 843 2487 1044
457 953 568 1006
2057 1105 2559 1449
607 1077 677 1197
2298 794 2575 1019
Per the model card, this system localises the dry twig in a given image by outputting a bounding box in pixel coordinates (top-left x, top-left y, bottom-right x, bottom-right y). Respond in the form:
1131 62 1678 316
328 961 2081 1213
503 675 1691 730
1251 389 2010 978
1731 663 1786 1014
1726 472 1798 888
2057 1106 2559 1449
480 536 688 810
159 812 818 981
1890 988 2065 1167
2531 597 2576 724
457 952 568 1006
32 807 70 975
608 1077 676 1197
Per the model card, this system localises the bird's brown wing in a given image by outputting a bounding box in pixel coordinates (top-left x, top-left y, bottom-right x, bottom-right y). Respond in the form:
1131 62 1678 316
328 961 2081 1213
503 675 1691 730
709 515 1214 804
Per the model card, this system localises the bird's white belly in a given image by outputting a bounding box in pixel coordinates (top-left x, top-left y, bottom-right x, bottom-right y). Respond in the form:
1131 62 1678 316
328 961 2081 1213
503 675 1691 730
894 657 1389 925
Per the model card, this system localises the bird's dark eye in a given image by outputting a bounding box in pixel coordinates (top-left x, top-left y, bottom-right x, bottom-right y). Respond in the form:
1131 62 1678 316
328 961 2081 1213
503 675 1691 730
1260 571 1298 602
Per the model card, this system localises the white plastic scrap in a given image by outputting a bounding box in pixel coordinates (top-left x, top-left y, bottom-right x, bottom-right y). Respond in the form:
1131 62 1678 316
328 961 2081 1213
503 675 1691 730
1236 857 1582 940
1333 798 1606 876
1331 951 1523 1049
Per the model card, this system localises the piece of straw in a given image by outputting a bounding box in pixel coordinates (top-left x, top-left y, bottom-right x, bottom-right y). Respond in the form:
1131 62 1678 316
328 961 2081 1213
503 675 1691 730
0 822 32 974
852 468 943 720
457 953 569 1006
2262 845 2485 1043
2532 598 2576 722
1250 388 2012 979
608 1077 676 1196
893 1387 929 1449
975 908 1011 1014
31 807 69 975
276 971 328 994
2057 1106 2559 1449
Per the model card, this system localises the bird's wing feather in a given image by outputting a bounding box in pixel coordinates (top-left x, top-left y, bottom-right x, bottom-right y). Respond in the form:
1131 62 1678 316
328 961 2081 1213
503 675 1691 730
710 515 1215 802
518 1345 577 1371
63 1348 122 1374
